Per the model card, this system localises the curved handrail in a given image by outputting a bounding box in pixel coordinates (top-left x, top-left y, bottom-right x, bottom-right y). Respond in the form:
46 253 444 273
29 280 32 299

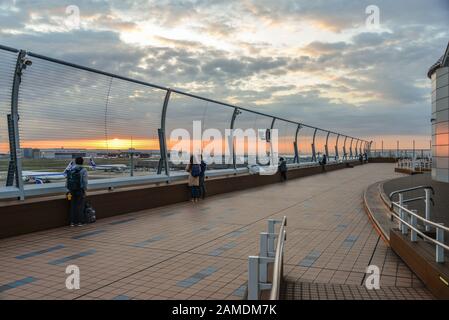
389 185 434 200
391 202 449 234
269 216 287 300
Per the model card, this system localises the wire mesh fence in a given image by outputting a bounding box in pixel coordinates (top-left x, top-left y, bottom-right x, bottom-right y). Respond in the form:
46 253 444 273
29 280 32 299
0 45 370 198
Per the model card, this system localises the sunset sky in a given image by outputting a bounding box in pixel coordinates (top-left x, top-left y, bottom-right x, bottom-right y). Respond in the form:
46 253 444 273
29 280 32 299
1 0 449 150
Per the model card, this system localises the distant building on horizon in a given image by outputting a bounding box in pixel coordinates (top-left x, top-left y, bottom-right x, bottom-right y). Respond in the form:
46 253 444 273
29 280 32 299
428 42 449 183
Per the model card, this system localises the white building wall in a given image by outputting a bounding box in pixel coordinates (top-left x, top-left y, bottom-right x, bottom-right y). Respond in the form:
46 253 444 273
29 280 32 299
432 67 449 182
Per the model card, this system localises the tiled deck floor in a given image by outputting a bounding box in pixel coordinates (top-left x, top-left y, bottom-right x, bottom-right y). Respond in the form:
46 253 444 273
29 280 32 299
0 164 433 300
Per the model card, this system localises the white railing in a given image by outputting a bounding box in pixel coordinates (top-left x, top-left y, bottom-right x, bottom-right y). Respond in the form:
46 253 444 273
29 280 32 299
247 216 287 300
389 187 448 263
396 158 432 171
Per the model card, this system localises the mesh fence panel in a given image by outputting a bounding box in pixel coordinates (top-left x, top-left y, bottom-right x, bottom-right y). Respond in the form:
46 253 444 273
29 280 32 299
1 45 369 192
233 109 273 166
18 56 165 181
165 92 234 169
315 129 328 159
273 119 297 163
297 126 315 162
327 133 338 160
340 136 348 159
0 49 18 185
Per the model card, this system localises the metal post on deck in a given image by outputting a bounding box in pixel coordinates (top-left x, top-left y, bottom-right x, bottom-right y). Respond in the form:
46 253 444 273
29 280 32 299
401 202 409 235
425 188 432 232
335 134 340 160
325 131 330 158
311 128 318 162
349 138 353 159
293 124 300 163
248 256 259 300
158 89 172 177
7 50 27 200
410 210 417 242
398 193 404 232
229 107 240 169
259 233 269 283
436 226 445 263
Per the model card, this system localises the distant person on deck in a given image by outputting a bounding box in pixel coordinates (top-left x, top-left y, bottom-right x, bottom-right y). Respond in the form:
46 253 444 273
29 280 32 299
319 154 327 171
279 157 287 181
186 155 201 203
66 157 88 227
359 153 364 164
363 153 368 163
199 155 207 199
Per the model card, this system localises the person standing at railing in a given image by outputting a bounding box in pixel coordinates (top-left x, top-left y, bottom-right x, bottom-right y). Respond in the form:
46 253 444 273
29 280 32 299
199 155 207 199
278 157 287 181
319 154 327 171
186 155 201 203
66 157 88 227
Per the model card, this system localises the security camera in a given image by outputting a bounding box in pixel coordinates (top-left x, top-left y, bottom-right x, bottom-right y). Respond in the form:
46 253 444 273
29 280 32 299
22 58 32 66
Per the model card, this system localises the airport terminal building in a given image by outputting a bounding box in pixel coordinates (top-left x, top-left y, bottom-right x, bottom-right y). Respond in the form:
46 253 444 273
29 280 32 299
428 42 449 183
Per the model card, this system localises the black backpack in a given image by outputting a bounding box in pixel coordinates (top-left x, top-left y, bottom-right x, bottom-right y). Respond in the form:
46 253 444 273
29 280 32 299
84 201 96 224
67 167 82 191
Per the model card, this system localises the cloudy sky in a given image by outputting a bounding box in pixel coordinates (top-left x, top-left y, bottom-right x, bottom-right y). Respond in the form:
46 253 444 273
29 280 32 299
1 0 448 148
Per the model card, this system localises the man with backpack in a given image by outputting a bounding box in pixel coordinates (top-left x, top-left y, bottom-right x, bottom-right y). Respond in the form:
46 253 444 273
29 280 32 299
66 157 88 227
278 157 287 182
319 154 327 171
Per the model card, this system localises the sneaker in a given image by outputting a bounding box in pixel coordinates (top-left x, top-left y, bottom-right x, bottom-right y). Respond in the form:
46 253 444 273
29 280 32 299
77 223 84 227
70 223 75 227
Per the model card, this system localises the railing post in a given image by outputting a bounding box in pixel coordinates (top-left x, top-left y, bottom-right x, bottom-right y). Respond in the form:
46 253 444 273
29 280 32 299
293 124 300 163
349 138 353 159
259 233 268 283
7 50 27 200
335 134 340 160
325 131 330 159
311 128 317 162
398 193 405 233
158 89 171 177
410 210 417 242
436 226 445 263
229 108 240 169
424 188 432 232
248 256 260 300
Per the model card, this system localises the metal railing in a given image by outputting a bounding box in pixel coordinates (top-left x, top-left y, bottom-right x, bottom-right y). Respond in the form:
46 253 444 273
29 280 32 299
0 44 370 200
396 158 432 171
248 216 287 300
371 149 431 159
389 186 448 263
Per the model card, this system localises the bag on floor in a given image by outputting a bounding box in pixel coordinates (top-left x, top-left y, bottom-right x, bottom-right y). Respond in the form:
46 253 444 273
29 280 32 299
84 201 96 224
